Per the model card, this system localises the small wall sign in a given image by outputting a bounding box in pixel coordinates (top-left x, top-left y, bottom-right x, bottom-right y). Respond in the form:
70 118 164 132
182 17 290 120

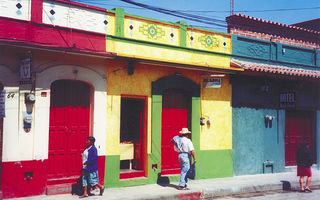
0 90 5 118
279 92 295 108
20 58 32 84
203 78 222 88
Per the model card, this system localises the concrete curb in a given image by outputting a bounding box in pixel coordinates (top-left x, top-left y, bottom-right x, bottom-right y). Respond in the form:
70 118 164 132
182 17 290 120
138 180 320 200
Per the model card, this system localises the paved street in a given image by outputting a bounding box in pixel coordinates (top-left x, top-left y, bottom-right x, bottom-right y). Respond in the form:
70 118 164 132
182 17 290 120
212 189 319 200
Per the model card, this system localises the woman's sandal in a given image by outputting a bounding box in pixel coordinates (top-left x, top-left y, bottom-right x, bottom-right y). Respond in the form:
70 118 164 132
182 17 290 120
304 187 312 192
100 187 105 196
79 195 88 198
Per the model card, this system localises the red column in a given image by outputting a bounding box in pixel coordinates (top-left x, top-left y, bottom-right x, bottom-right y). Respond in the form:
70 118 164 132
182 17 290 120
31 0 43 23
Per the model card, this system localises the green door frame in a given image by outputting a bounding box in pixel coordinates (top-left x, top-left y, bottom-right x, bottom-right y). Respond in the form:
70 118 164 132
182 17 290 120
151 75 201 177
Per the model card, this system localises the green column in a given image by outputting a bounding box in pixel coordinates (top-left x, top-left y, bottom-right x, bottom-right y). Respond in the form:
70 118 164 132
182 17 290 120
177 21 187 47
113 7 125 37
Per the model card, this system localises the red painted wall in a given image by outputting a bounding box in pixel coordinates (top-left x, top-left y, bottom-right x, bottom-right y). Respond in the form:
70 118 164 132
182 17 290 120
1 160 48 198
1 156 105 198
0 18 106 54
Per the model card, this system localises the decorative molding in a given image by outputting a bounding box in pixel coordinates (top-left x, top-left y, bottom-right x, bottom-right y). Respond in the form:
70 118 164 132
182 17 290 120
139 23 165 40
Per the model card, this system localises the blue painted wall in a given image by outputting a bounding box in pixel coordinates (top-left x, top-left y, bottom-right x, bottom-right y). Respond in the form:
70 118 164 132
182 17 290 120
231 75 319 175
232 35 320 68
233 107 285 175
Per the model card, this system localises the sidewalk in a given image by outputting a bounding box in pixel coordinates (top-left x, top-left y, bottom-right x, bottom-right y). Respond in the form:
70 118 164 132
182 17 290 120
8 170 320 200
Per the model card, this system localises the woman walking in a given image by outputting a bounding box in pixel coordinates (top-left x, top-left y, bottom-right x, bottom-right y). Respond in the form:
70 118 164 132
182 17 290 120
296 141 313 192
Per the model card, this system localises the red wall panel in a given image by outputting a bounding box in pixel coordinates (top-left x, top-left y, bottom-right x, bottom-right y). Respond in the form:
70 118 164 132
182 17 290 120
1 160 48 198
0 18 106 54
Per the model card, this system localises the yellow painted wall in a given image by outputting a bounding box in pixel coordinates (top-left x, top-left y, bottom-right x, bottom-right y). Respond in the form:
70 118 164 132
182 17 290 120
200 78 232 150
106 39 232 69
106 12 116 36
124 17 180 46
186 29 232 54
105 59 232 156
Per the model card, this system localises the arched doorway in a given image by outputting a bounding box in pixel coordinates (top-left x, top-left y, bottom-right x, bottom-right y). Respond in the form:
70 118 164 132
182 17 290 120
152 75 200 175
48 80 91 182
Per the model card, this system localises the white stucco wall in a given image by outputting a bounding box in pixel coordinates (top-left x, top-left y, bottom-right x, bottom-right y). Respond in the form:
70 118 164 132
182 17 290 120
0 65 20 162
0 0 31 21
42 0 107 34
35 64 107 160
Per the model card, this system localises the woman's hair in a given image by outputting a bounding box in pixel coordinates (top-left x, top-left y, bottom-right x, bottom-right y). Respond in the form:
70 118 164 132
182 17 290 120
87 136 96 145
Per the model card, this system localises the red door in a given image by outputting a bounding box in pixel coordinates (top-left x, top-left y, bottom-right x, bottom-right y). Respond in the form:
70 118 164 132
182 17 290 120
48 80 91 181
161 89 190 175
285 111 316 166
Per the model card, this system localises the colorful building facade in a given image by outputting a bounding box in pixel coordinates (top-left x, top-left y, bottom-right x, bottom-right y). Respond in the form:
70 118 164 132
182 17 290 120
103 8 240 187
227 14 320 175
0 0 241 198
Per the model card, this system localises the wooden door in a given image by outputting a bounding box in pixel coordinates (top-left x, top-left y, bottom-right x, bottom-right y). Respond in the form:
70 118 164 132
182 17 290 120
48 80 90 180
285 111 316 166
161 89 190 175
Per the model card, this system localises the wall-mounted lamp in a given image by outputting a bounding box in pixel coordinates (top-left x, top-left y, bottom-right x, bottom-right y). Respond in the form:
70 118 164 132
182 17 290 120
200 116 212 126
200 117 205 126
265 115 275 128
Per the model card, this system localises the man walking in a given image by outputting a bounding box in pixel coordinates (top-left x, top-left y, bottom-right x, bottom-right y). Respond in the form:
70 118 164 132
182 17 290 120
172 128 196 190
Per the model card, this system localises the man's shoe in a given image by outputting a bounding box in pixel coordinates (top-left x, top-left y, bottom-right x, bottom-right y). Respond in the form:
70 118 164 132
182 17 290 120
177 186 187 190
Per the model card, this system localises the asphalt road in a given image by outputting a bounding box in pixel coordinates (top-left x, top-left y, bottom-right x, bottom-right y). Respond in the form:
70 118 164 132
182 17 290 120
211 189 319 200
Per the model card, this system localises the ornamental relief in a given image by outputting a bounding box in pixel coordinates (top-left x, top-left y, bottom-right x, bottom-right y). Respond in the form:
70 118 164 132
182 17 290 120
247 44 268 57
198 34 220 49
138 23 165 40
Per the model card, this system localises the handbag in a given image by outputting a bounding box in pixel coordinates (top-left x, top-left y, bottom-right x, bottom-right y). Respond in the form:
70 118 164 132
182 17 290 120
186 163 196 180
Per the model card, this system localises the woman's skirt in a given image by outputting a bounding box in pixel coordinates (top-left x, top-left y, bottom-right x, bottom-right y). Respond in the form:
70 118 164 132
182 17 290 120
297 166 312 177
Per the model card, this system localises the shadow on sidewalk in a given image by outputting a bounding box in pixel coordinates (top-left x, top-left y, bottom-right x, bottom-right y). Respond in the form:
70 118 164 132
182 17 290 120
281 180 292 191
156 173 179 189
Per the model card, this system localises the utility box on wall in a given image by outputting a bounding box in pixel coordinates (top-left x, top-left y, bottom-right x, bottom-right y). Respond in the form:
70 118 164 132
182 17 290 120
263 160 274 174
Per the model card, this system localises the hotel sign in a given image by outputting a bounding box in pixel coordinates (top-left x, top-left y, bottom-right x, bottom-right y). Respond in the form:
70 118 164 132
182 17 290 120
280 92 295 108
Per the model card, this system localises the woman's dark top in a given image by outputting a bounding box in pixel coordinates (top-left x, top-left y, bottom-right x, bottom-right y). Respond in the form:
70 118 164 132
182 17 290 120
296 144 313 167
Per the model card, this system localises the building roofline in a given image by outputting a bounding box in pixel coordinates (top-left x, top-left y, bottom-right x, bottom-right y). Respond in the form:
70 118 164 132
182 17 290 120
226 13 320 34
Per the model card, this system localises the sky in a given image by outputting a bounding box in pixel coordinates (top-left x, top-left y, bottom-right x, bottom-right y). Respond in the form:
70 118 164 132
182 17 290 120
74 0 320 32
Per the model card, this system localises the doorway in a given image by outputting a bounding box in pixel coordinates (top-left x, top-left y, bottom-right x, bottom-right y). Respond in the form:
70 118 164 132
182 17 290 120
161 88 191 175
48 80 91 182
120 97 146 179
285 110 316 166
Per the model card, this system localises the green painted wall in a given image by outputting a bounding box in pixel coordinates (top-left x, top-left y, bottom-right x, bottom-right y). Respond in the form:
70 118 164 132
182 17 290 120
232 107 285 175
232 35 319 68
196 150 233 179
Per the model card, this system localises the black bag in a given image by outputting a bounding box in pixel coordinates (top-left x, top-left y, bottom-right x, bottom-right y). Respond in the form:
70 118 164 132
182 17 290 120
71 175 84 196
186 163 196 180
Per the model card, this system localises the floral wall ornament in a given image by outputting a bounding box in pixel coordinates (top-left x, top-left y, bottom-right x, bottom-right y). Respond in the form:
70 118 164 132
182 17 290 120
198 34 219 49
139 23 165 40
